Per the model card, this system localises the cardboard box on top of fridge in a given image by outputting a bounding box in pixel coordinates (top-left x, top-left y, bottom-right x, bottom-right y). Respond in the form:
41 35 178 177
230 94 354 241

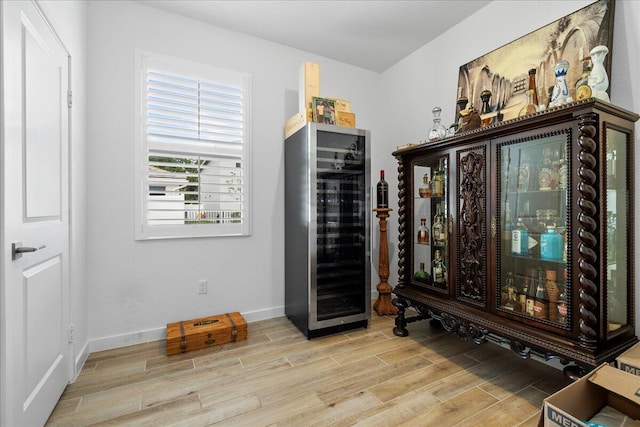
299 62 320 113
285 111 306 139
337 111 355 128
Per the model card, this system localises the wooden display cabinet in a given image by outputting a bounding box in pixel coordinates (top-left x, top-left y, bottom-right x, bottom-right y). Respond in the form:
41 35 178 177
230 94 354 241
392 99 638 375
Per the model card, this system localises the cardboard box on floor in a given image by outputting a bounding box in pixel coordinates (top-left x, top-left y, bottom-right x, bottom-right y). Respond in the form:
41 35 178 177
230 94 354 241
540 363 640 427
618 342 640 376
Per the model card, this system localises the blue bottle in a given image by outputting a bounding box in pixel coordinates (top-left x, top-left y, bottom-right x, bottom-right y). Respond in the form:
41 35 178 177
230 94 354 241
512 216 528 255
540 226 562 260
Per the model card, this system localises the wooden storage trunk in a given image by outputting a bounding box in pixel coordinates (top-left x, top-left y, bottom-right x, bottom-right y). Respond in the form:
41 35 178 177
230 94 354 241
166 312 247 356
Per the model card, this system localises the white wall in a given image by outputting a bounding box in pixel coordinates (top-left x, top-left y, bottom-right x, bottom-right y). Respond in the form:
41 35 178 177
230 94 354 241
85 0 640 351
36 0 89 378
86 1 382 350
380 0 640 332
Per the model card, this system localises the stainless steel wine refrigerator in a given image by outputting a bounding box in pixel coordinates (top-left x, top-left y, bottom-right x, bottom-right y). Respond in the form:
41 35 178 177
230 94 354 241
285 123 371 338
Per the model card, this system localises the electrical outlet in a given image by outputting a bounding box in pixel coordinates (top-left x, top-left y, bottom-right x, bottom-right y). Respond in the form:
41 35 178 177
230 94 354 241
198 280 208 294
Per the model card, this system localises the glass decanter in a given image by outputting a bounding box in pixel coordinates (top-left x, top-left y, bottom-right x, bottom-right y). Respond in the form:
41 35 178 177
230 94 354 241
428 107 447 141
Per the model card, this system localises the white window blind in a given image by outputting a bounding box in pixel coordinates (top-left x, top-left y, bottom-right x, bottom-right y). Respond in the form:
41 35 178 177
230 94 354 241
135 52 251 239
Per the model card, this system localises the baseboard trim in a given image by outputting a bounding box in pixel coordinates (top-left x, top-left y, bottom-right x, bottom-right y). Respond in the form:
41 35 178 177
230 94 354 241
88 306 285 353
73 342 90 381
89 327 165 353
241 305 284 323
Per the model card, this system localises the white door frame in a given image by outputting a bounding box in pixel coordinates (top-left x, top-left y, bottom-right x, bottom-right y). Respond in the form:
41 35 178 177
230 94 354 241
0 1 74 424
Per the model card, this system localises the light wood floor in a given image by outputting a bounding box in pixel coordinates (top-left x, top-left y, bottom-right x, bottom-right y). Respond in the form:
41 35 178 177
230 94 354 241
46 308 572 426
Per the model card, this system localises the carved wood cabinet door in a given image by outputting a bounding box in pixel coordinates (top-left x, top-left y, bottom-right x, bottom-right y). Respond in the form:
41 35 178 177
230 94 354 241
455 144 488 308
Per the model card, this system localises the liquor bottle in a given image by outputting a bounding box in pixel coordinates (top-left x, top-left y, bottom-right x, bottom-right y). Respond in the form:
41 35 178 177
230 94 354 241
432 203 446 245
504 278 522 313
376 170 388 208
432 249 447 286
557 269 569 324
417 219 429 244
456 93 469 129
430 170 441 198
503 202 514 251
575 58 593 101
533 268 548 319
517 152 537 192
480 90 493 127
428 107 447 141
541 225 563 260
557 284 568 325
545 270 559 322
512 215 528 255
501 271 511 304
502 271 514 306
414 262 431 284
480 89 492 115
431 160 445 197
525 268 537 316
440 204 448 237
550 147 561 189
518 89 537 117
588 45 610 102
538 147 557 191
518 271 529 313
511 286 525 313
528 69 540 106
419 172 432 198
550 60 570 107
557 144 568 189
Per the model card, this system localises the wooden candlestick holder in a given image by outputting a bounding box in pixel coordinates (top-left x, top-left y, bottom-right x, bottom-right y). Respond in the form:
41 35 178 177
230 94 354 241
373 208 398 316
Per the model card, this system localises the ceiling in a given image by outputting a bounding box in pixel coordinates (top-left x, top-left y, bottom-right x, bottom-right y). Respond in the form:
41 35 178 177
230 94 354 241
135 0 491 73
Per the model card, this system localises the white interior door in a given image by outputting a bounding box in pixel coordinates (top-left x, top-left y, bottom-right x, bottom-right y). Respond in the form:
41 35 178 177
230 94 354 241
1 1 71 426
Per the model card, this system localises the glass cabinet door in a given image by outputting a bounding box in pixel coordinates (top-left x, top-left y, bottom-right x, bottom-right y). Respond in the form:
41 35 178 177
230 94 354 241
606 127 629 334
412 155 449 291
498 133 570 326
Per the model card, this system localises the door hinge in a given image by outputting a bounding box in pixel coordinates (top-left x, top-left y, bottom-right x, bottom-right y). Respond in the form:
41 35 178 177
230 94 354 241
67 90 73 108
69 325 75 343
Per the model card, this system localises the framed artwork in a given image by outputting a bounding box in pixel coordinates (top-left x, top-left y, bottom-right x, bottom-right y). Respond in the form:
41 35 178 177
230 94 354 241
312 97 336 125
455 0 615 123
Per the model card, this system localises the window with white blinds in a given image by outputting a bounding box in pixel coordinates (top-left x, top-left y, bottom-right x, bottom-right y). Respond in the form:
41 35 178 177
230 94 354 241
135 52 251 239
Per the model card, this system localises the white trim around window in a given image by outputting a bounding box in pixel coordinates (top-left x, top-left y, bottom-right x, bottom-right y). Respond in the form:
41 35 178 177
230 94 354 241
134 51 252 240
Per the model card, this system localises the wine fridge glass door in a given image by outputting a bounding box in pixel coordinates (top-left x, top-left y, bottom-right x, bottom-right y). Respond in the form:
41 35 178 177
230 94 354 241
314 130 369 324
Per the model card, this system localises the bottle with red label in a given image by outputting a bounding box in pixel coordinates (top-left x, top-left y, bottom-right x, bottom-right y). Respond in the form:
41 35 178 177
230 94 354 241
533 268 548 319
557 269 568 324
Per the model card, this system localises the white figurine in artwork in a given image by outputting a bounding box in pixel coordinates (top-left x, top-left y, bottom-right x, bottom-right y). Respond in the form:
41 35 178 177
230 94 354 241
549 60 570 108
588 45 610 102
